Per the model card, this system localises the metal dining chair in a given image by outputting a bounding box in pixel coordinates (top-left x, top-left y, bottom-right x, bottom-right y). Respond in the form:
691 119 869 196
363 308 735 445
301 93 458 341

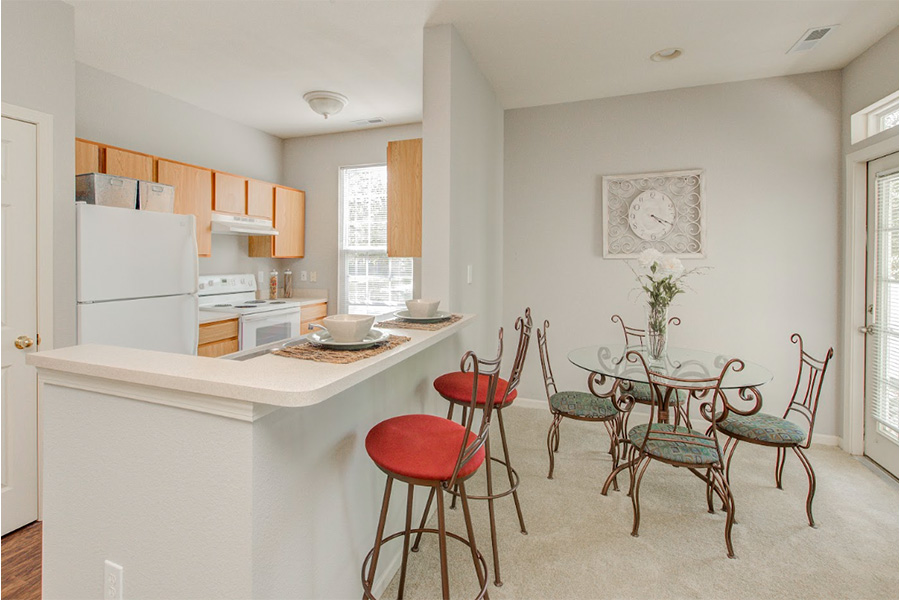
715 333 834 527
536 319 620 481
611 348 744 558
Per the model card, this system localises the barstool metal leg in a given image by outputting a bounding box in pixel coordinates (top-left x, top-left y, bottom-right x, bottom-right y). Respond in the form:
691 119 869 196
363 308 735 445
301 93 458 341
435 483 451 600
411 487 435 553
397 483 415 600
496 409 527 535
458 481 488 600
363 475 394 599
483 436 502 587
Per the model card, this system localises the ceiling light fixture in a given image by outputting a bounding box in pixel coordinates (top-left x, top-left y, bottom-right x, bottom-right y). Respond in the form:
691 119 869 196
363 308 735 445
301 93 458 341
650 48 683 62
303 91 348 119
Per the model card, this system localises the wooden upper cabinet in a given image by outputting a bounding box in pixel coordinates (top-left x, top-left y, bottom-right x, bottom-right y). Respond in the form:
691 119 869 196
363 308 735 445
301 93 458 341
249 186 305 258
386 138 422 257
213 172 247 215
274 187 305 258
104 146 154 181
157 159 213 257
247 179 275 220
75 139 100 174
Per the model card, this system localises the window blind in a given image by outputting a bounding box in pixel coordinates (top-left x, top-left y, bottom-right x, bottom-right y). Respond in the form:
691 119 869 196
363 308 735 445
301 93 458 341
869 168 899 438
339 165 413 315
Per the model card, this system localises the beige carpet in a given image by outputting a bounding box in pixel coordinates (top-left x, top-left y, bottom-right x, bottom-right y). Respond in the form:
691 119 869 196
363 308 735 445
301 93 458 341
379 405 899 600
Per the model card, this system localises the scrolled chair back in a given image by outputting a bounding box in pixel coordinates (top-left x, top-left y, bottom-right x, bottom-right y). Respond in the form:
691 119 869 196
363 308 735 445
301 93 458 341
784 333 835 448
624 348 745 454
446 327 504 492
536 319 557 404
612 313 681 346
502 307 533 402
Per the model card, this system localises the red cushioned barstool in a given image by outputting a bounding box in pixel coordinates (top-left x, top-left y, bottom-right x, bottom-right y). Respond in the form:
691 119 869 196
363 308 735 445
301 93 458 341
361 331 505 600
413 308 533 587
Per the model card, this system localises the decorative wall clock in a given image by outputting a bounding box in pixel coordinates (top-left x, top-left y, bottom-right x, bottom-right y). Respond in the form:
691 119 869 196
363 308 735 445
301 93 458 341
601 169 705 258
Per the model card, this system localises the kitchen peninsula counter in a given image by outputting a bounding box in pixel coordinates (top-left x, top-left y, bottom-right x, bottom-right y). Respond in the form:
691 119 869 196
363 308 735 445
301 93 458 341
29 314 474 599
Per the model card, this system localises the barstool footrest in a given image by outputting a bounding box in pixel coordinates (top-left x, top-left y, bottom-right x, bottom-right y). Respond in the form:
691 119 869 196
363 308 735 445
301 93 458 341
361 527 489 600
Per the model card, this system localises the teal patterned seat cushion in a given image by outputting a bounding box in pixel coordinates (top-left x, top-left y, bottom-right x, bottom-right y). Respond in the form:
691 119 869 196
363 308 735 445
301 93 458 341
717 412 806 445
622 381 686 404
628 423 719 465
550 391 617 419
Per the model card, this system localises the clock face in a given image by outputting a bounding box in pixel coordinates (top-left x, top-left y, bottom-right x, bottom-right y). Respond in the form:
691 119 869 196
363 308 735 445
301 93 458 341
627 191 676 241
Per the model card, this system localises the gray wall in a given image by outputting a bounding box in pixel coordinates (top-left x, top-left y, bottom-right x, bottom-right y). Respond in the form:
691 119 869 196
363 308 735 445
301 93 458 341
842 27 899 155
2 0 77 347
281 123 422 314
75 63 287 278
423 25 505 355
503 72 843 438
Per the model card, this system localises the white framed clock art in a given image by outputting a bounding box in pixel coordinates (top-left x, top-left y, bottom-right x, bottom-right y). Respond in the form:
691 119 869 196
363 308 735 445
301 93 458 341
601 168 706 259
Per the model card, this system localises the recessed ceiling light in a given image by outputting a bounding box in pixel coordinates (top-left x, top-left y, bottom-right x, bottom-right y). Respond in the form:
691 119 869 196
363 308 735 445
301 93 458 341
650 48 683 62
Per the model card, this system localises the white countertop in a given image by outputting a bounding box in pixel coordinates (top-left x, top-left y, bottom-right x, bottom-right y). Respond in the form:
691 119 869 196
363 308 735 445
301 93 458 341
29 314 473 408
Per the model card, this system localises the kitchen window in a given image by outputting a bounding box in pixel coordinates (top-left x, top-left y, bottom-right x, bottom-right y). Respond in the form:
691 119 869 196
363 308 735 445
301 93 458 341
339 164 413 315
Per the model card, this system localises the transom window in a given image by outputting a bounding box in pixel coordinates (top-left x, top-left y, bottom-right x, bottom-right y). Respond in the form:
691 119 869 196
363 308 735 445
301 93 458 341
339 165 413 315
851 91 899 144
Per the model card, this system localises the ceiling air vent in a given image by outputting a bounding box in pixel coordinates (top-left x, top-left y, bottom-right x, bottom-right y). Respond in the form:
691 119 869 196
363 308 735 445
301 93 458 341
788 25 838 53
350 117 386 126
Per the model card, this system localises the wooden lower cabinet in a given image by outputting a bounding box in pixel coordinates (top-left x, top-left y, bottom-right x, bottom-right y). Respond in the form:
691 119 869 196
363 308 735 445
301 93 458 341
198 317 239 358
300 302 327 331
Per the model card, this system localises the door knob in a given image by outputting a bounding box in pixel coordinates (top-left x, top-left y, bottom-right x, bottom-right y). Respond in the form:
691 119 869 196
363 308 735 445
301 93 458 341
858 325 875 335
15 335 34 349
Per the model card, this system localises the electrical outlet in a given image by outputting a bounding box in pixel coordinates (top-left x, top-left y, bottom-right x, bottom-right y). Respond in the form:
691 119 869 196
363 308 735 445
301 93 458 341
300 271 308 282
310 271 317 283
467 265 473 285
104 560 123 600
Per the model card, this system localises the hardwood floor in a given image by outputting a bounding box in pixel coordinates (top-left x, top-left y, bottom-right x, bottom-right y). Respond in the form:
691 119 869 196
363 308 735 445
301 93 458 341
2 521 41 599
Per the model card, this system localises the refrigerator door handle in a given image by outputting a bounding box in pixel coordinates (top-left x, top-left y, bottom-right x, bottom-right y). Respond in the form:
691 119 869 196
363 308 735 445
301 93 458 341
188 214 200 293
191 295 200 355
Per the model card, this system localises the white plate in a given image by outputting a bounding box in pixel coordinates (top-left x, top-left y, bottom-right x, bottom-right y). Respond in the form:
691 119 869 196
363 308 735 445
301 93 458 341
393 310 453 323
304 328 390 350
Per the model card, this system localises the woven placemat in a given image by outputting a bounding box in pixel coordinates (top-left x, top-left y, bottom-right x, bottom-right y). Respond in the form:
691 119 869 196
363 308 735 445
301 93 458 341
375 314 463 331
271 335 411 364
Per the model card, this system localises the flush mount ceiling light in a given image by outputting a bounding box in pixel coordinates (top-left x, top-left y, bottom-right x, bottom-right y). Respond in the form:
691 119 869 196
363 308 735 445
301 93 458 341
650 48 683 62
303 91 348 119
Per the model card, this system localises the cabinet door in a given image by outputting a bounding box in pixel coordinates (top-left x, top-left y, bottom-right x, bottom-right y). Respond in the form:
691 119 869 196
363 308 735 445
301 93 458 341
105 146 154 181
273 187 305 258
387 138 422 257
157 160 213 256
75 139 100 174
214 172 247 215
247 179 275 220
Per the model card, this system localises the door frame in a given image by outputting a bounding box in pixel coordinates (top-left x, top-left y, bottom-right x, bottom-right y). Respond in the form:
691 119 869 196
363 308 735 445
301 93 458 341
2 102 55 520
842 132 898 456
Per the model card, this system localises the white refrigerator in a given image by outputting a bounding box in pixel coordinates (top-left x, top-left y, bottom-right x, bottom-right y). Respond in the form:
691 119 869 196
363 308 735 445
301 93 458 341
76 203 199 355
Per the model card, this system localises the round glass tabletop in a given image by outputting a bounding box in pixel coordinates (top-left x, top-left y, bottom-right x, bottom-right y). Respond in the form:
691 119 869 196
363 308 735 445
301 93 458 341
567 344 773 390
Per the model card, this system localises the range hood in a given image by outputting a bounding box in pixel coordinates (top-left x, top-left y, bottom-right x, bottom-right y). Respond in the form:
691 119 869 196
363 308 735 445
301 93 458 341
211 212 278 236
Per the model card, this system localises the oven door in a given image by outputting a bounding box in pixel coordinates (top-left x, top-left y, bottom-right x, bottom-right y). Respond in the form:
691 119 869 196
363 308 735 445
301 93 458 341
239 307 300 350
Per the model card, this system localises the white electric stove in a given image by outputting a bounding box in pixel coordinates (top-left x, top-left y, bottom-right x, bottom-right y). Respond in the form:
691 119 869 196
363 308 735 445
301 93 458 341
198 274 301 350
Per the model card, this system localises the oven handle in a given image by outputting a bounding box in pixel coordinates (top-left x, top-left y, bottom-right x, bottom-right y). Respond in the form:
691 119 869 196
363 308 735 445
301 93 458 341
241 307 301 323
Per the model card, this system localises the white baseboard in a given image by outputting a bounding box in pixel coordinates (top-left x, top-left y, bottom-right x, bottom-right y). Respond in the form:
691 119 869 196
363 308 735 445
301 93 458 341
511 397 842 447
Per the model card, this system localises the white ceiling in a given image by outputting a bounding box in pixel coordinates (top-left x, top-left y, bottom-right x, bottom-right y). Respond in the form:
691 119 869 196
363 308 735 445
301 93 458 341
67 0 898 139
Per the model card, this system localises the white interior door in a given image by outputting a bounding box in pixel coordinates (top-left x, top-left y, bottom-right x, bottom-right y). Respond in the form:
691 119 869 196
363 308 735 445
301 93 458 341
1 116 39 534
864 152 899 478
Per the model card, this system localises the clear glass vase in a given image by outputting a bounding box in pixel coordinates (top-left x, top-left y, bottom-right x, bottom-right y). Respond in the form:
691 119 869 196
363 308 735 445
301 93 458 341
645 305 668 360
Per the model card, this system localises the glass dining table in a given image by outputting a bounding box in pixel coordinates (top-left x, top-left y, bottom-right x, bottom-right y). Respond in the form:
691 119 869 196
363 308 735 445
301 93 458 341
568 343 774 422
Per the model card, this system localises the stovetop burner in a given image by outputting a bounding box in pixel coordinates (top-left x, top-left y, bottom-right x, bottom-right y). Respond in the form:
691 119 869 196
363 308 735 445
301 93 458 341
247 300 266 304
269 301 285 304
213 303 233 307
234 305 256 309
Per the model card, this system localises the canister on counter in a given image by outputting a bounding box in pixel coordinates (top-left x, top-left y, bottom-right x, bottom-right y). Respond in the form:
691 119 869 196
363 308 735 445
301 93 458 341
283 269 293 298
269 269 278 300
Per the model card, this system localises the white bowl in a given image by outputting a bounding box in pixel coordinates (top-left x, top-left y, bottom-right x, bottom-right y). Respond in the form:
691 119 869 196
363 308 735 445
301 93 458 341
322 314 375 343
406 299 440 318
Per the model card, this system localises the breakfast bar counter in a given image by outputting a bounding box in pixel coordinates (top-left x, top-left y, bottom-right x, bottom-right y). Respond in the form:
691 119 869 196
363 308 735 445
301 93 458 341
28 314 474 599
